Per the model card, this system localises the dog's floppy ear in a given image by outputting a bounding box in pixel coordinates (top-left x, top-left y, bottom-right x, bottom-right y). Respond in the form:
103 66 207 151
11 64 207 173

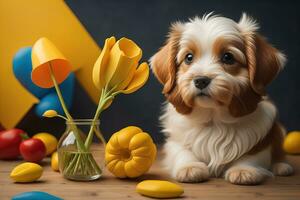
238 13 286 95
150 22 182 94
150 22 192 114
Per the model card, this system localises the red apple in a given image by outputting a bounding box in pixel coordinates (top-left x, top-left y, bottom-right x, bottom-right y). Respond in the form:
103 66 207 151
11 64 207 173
0 128 28 159
19 138 46 162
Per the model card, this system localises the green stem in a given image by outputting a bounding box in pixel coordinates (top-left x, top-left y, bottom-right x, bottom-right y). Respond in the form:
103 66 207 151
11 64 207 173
85 90 110 148
64 153 79 174
49 63 72 120
56 114 68 121
84 85 118 149
49 63 86 151
73 154 81 175
111 90 122 97
84 89 104 148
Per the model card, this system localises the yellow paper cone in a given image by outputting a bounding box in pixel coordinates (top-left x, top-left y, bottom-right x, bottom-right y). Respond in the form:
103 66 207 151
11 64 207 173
31 37 72 88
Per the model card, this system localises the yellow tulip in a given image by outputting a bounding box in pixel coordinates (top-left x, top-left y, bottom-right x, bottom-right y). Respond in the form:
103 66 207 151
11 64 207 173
42 110 58 118
93 37 149 94
86 38 150 150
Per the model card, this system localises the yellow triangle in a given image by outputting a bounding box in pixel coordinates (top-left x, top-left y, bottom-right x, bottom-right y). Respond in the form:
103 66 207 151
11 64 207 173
0 0 101 128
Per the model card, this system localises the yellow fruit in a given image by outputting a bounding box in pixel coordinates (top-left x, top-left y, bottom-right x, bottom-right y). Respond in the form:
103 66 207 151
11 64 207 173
51 152 59 172
10 162 43 182
33 132 58 155
283 131 300 154
105 126 157 178
136 180 184 198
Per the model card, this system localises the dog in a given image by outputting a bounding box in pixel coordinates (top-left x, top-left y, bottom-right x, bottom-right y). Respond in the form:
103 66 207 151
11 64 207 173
150 13 293 185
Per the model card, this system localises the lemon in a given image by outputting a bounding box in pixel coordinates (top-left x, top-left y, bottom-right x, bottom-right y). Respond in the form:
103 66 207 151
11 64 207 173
51 151 59 172
33 132 58 156
136 180 184 198
283 131 300 154
10 162 43 182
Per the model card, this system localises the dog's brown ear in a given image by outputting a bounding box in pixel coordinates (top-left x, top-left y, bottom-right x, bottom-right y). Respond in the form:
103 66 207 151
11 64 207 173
151 22 192 114
246 34 286 95
239 14 286 95
151 23 182 94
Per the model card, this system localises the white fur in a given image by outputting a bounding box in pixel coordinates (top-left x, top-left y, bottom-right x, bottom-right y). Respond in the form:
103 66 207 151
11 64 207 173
179 15 243 54
224 146 273 185
162 100 277 178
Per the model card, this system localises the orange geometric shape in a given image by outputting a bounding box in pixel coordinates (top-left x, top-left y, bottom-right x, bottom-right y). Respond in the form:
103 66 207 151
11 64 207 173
31 38 72 88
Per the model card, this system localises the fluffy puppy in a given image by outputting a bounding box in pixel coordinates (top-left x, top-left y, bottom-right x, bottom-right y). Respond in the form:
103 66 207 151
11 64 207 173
150 13 293 185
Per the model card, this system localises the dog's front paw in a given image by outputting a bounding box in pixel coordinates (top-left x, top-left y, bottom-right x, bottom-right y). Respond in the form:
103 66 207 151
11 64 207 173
272 162 293 176
175 162 209 183
225 166 267 185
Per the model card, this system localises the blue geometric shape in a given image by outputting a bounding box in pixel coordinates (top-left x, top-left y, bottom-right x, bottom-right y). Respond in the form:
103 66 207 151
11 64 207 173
13 47 51 98
12 47 75 117
12 191 63 200
35 73 75 116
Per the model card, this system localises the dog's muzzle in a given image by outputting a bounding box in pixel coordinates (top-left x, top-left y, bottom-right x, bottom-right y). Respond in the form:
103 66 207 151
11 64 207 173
193 76 211 89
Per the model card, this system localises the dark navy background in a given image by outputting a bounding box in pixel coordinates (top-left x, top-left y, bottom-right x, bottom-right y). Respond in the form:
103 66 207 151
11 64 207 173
19 0 300 144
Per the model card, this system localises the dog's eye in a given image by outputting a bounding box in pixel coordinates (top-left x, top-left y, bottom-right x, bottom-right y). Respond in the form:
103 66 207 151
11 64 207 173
221 52 235 65
184 53 193 65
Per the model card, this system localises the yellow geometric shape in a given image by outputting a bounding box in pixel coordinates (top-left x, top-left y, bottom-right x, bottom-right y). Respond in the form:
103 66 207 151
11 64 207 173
0 0 100 128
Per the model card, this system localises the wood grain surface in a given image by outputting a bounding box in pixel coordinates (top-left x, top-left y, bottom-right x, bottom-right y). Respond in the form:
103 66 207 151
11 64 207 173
0 149 299 200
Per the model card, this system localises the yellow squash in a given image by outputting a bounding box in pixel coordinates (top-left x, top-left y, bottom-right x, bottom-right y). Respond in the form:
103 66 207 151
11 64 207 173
136 180 184 198
105 126 156 178
10 162 43 182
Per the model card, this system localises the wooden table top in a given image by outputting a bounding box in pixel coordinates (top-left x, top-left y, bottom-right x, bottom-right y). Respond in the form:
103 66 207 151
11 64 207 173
1 150 300 200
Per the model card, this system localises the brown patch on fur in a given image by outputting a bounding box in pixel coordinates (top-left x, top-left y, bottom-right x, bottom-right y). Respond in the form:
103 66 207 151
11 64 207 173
168 86 193 114
228 86 261 117
177 38 201 64
213 37 244 56
210 78 234 106
244 34 283 95
151 23 192 114
248 121 286 163
224 64 245 76
178 63 190 74
229 33 285 117
213 37 246 76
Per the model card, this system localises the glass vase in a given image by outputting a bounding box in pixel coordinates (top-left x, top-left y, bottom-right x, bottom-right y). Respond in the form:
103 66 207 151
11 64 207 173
57 119 105 181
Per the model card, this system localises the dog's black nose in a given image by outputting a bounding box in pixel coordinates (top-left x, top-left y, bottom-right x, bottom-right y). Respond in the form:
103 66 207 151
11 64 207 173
194 76 211 89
